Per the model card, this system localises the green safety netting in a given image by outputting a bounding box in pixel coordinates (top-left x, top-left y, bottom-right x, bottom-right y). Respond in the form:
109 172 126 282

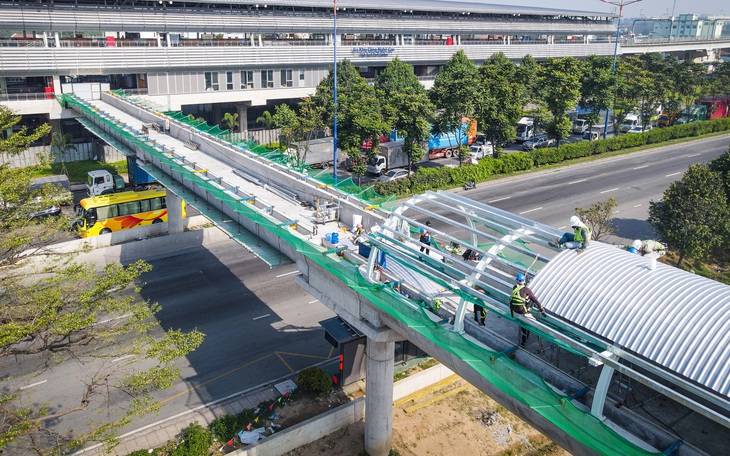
66 92 660 455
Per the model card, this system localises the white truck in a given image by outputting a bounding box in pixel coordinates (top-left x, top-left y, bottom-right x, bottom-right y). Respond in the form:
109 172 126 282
469 143 494 159
86 169 160 196
289 137 338 169
619 113 640 133
571 118 589 134
515 117 534 143
367 141 427 175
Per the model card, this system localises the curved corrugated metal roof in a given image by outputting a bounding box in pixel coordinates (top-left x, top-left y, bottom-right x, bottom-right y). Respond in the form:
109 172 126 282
530 242 730 398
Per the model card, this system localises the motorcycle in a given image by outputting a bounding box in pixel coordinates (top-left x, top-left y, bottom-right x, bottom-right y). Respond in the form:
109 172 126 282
463 179 476 190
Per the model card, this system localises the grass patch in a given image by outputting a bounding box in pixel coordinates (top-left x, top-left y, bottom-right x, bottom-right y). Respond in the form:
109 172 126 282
33 160 127 184
393 357 440 382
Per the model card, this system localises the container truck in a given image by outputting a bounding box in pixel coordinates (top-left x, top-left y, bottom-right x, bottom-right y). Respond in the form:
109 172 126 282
86 158 159 196
387 119 477 161
697 98 730 120
288 137 338 169
366 141 427 175
674 105 707 125
515 117 534 142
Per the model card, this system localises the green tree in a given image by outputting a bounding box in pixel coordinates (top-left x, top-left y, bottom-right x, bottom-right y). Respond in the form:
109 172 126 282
271 104 300 154
709 147 730 202
429 50 480 165
0 105 50 155
256 110 276 145
575 196 618 242
539 57 582 145
346 146 367 185
375 58 434 171
0 109 205 454
648 164 730 267
516 54 540 107
708 60 730 99
578 55 615 131
477 52 522 155
314 60 387 153
221 112 239 132
297 96 326 154
50 131 77 176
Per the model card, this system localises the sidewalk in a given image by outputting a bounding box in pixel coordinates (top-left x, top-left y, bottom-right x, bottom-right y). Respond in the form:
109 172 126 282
78 383 280 455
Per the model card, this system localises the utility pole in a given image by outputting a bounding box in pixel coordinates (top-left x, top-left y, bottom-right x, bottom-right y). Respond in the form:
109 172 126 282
333 0 338 184
600 0 643 138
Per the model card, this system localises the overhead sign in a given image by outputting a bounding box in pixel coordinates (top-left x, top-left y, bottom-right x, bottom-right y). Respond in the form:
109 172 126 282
351 47 395 57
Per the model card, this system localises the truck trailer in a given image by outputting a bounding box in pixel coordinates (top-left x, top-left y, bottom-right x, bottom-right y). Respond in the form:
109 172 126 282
289 137 338 169
366 141 428 175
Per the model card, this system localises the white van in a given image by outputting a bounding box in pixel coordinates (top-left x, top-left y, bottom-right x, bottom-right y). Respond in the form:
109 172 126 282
620 113 640 133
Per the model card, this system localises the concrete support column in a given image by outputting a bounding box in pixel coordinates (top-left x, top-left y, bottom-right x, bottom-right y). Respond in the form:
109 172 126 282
236 102 249 136
54 32 61 48
52 75 61 95
250 34 255 46
507 36 511 45
364 339 395 456
166 192 184 234
258 34 262 46
503 35 507 45
42 31 48 47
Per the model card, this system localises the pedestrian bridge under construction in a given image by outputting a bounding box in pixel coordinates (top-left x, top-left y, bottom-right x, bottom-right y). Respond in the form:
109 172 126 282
62 91 730 456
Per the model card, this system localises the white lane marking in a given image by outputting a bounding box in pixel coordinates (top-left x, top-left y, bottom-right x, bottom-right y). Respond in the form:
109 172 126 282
253 314 271 321
687 153 701 157
20 380 47 390
275 270 300 278
600 188 619 194
567 179 587 185
308 300 319 304
519 207 543 215
634 204 642 208
94 313 132 326
633 165 648 170
488 196 511 203
665 172 681 177
558 226 566 230
112 354 134 363
612 210 620 214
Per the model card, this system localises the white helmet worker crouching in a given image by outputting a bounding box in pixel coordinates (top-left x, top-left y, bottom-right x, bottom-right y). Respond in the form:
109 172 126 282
632 239 643 250
569 215 582 227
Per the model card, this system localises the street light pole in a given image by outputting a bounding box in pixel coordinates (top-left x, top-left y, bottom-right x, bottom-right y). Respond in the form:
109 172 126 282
333 0 338 183
600 0 642 139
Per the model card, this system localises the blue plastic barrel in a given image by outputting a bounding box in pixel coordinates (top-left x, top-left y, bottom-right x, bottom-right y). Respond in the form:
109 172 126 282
331 233 339 244
325 233 332 243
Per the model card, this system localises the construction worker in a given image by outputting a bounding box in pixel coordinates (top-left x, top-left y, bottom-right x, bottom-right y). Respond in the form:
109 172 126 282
510 273 546 348
632 239 666 256
549 215 591 253
474 286 487 326
419 227 431 255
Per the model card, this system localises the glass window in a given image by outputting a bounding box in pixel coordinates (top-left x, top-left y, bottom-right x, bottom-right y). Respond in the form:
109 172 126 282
97 204 119 220
280 69 293 87
205 72 219 91
261 70 274 88
140 199 150 212
241 70 254 89
226 71 233 90
150 197 166 211
118 201 141 216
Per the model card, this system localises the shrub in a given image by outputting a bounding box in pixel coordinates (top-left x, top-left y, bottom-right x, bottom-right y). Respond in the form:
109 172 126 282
171 422 213 456
298 366 333 396
209 408 259 442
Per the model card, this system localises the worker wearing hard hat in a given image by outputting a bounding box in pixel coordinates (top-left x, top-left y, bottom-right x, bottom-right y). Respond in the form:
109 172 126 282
632 239 666 256
510 273 546 348
549 215 591 253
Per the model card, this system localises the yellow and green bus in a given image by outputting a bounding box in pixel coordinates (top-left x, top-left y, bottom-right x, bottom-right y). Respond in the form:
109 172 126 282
74 188 186 237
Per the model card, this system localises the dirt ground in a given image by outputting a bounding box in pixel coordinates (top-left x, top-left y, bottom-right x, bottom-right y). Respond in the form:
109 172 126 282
283 377 571 456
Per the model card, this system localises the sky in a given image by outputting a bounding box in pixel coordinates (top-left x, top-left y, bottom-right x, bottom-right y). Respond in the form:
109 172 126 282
462 0 727 18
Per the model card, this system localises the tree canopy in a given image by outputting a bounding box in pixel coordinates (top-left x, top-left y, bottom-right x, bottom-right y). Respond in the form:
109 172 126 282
0 107 204 454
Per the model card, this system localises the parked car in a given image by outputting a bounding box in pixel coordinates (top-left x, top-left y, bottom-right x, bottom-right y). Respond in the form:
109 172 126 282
377 169 410 182
522 135 555 151
628 125 652 134
30 204 62 219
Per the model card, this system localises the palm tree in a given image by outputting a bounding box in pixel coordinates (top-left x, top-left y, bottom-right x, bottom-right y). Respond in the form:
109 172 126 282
221 112 239 133
51 131 77 177
256 110 275 145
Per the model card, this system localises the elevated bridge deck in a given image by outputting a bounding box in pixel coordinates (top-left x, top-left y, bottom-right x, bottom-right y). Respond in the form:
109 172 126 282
65 91 730 456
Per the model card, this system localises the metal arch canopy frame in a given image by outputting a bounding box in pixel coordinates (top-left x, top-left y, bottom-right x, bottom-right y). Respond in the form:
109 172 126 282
362 190 730 429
